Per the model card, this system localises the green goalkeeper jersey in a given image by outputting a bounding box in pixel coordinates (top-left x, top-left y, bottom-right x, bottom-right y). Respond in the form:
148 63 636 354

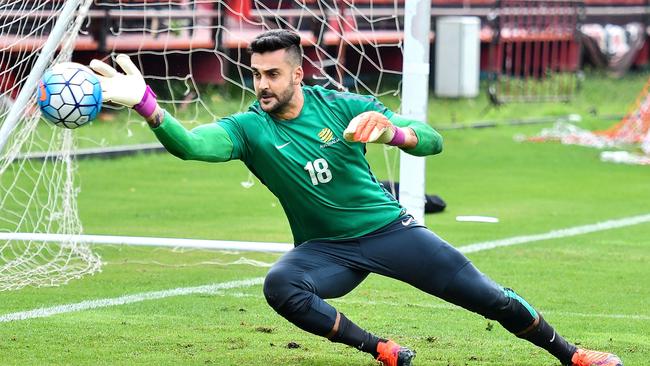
153 85 442 244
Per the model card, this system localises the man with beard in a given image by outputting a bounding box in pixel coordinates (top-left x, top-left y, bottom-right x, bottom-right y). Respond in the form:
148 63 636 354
89 29 622 366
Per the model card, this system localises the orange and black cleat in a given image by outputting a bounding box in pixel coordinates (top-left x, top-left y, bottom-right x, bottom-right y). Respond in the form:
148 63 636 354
376 340 416 366
571 348 623 366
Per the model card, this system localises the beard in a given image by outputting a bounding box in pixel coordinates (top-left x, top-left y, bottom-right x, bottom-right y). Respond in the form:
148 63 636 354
257 85 294 114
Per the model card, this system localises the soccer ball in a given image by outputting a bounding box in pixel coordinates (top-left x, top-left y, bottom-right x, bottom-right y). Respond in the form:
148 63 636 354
37 62 102 129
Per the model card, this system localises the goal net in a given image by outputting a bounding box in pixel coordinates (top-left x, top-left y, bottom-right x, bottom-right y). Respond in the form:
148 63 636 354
0 0 102 291
531 76 650 164
0 0 406 290
89 0 405 124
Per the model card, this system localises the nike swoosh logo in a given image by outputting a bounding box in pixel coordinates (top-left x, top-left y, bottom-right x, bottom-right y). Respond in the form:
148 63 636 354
401 217 414 226
275 141 291 149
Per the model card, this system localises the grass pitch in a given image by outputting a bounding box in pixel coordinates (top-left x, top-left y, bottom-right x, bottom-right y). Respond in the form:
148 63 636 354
2 73 650 365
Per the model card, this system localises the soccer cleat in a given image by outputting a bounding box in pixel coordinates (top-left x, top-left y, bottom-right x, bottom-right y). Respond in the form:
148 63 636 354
375 340 416 366
571 348 623 366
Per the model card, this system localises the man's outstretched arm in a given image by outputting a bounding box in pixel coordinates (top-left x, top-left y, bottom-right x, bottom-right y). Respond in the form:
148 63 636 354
147 107 234 162
89 54 234 162
343 111 443 156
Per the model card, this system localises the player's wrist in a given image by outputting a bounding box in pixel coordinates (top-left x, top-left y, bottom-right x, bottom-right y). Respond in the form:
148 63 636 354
134 85 158 118
386 126 406 146
146 106 164 128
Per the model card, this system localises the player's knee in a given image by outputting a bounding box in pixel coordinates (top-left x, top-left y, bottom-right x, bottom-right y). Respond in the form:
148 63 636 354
263 267 311 316
485 287 539 335
263 267 292 310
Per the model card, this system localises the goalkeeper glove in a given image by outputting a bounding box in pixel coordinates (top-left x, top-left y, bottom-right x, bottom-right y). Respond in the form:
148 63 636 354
343 111 406 146
89 54 158 118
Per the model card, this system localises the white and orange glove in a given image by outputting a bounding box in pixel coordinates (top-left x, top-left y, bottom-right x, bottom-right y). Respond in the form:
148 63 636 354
89 54 158 118
343 111 406 146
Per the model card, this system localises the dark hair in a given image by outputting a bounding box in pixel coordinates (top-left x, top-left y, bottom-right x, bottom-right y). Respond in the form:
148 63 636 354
248 29 302 66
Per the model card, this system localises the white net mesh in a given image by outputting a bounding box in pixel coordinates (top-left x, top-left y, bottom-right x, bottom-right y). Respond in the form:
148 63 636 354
0 0 406 290
0 0 102 291
85 0 404 125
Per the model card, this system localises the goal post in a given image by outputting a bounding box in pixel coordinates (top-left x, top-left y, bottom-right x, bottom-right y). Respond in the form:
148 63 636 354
399 0 431 223
0 0 429 290
0 0 84 153
0 0 102 291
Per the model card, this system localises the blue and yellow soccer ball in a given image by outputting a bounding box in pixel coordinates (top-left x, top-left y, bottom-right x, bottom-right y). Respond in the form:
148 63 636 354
37 62 102 129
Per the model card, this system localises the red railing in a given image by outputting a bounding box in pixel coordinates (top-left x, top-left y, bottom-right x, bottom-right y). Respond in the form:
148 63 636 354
486 0 584 103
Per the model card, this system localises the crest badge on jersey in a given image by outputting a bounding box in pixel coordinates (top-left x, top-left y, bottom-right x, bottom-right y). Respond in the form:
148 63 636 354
318 128 334 142
318 128 340 149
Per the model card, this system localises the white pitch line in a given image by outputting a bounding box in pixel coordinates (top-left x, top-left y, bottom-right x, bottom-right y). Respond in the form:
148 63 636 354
3 213 650 323
0 277 264 323
457 213 650 253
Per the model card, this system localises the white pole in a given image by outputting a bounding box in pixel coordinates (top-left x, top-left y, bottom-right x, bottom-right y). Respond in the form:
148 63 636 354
399 0 431 223
0 232 293 253
0 0 82 154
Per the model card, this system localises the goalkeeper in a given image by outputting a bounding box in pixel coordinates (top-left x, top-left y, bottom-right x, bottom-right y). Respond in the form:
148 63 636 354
90 30 622 366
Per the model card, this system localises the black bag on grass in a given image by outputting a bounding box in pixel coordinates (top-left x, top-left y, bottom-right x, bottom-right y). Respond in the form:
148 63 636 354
380 181 446 214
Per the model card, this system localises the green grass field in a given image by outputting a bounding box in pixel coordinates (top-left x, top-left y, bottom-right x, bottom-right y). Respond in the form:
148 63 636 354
1 73 650 365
